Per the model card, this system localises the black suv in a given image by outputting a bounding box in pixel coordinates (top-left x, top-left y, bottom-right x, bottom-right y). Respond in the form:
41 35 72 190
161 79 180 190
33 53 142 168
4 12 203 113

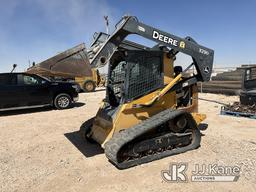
0 73 79 111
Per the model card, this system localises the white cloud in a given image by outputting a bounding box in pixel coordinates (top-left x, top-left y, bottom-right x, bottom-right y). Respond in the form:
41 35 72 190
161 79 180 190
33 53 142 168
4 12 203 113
33 0 119 42
0 0 120 72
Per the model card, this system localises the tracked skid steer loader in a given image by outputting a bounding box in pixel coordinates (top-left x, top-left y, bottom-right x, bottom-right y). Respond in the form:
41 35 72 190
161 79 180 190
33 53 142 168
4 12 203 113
80 16 214 169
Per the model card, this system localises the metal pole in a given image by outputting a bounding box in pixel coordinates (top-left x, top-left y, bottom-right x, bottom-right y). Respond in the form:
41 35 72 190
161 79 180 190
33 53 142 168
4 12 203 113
104 16 109 34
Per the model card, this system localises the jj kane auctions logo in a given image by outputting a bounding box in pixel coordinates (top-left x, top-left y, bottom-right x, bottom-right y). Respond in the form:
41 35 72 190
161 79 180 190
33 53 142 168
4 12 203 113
162 163 240 182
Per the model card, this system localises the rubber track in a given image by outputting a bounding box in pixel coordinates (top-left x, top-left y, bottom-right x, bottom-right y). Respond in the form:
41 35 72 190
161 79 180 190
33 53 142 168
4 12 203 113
104 109 201 169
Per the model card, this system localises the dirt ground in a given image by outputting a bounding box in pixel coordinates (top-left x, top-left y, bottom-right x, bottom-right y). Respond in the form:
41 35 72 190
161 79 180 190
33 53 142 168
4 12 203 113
0 90 255 192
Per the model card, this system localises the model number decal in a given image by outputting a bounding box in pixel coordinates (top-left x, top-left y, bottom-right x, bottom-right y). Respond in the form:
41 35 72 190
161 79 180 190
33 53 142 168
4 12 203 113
138 26 145 32
153 31 178 46
199 48 209 55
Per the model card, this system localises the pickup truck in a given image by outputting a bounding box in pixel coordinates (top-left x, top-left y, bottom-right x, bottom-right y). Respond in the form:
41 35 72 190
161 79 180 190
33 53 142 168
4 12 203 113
0 73 79 111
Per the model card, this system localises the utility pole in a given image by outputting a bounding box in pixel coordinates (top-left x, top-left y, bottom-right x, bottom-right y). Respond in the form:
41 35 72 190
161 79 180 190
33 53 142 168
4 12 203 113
104 16 109 34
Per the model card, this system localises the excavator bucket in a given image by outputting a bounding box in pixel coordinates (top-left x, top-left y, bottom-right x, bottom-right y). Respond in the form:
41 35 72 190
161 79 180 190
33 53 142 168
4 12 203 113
27 43 92 78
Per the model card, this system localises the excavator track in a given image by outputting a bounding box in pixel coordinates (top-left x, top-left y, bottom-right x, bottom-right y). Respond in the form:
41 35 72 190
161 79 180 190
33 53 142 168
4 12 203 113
104 109 201 169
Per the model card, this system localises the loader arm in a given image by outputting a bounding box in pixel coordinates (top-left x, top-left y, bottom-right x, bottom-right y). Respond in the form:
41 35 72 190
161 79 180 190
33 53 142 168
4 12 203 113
91 16 214 82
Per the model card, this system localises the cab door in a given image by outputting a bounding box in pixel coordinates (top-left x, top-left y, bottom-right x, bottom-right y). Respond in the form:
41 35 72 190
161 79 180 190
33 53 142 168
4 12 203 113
0 73 24 109
18 74 51 106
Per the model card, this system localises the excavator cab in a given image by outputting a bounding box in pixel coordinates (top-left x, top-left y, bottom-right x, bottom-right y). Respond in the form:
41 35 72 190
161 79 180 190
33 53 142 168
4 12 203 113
80 16 214 169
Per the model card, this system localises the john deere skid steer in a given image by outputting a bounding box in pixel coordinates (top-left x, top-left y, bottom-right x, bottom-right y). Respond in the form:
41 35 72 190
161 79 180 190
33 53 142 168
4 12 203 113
80 16 214 169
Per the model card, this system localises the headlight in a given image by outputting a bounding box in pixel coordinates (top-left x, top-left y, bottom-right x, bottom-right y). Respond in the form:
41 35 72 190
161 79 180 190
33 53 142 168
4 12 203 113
72 84 80 92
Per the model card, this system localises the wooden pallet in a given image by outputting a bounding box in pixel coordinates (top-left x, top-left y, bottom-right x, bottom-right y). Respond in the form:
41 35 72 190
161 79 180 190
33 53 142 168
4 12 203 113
220 106 256 119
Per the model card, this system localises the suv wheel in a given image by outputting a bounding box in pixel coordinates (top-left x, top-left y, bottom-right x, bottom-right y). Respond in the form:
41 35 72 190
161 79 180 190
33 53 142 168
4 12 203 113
54 93 72 109
83 80 96 92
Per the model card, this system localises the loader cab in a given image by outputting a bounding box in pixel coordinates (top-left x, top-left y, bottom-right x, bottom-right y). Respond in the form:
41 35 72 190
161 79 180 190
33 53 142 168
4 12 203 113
105 49 197 112
106 50 164 108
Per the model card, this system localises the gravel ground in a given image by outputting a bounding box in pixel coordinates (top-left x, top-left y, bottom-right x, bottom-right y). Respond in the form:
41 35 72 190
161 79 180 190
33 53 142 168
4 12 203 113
0 90 255 192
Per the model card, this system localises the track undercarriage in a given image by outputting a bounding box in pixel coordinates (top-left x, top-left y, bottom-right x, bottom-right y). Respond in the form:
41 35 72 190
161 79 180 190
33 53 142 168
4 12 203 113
104 109 201 169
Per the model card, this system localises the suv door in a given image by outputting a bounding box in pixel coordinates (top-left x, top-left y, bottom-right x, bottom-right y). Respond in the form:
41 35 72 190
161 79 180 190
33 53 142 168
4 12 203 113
0 73 24 109
18 74 52 106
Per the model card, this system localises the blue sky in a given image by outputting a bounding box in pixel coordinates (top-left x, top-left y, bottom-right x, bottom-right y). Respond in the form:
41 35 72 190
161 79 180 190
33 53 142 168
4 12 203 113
0 0 256 72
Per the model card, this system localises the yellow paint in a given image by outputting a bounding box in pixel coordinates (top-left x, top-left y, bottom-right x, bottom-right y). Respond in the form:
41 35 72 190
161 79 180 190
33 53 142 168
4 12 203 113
192 113 206 125
75 69 105 90
179 41 186 49
90 53 206 147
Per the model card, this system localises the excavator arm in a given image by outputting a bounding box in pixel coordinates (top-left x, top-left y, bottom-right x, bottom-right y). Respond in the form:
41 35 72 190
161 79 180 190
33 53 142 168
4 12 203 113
91 16 214 82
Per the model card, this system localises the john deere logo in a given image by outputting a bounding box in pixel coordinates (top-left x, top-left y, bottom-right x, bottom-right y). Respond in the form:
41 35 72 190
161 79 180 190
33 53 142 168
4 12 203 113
179 41 185 49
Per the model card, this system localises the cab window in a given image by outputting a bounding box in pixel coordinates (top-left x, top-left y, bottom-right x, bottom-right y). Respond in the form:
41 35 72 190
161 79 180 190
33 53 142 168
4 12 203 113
0 74 17 85
18 74 43 85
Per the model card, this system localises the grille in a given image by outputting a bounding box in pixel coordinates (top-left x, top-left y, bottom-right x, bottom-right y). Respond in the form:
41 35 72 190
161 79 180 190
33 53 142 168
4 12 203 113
126 55 163 100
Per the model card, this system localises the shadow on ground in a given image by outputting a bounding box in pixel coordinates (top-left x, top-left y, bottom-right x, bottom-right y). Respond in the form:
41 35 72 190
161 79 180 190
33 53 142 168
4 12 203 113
0 102 85 117
64 121 207 158
73 102 85 108
0 106 53 116
80 88 106 94
94 88 106 92
64 130 103 158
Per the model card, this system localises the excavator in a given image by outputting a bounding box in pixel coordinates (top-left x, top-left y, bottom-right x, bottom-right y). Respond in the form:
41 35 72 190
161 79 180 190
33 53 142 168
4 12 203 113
80 16 214 169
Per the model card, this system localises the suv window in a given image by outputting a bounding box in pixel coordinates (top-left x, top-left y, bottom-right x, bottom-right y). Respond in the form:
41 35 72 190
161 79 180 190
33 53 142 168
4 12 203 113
18 74 43 85
0 74 17 85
